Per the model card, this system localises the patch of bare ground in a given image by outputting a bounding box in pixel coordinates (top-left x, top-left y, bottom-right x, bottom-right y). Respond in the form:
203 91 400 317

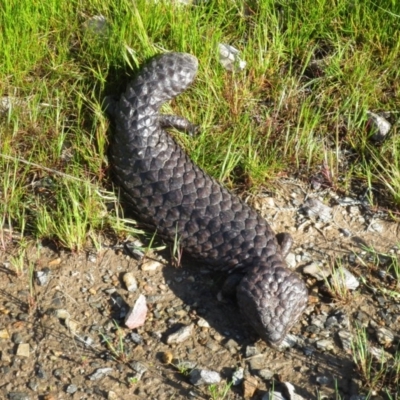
0 180 399 399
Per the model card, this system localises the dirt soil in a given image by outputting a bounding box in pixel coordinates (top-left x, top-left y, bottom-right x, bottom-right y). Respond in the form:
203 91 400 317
0 180 399 400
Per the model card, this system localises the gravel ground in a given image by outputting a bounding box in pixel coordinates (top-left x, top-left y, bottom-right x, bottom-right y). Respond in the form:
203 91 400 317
0 180 399 400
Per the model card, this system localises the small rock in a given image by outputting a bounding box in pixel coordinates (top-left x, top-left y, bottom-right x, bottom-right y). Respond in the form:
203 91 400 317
258 369 274 380
124 294 148 329
300 198 332 222
35 268 51 286
369 345 391 362
87 251 97 263
330 267 359 290
243 375 258 398
82 14 108 36
7 393 31 400
54 309 70 320
166 324 193 344
303 262 331 281
53 368 64 378
303 346 315 356
368 221 384 233
224 338 239 354
123 272 138 292
27 380 38 392
375 326 395 346
218 43 246 71
338 330 352 351
231 368 244 386
108 391 118 400
89 367 113 380
262 392 287 400
1 351 11 362
316 376 330 385
248 354 267 373
124 241 145 260
130 332 143 345
175 360 197 371
65 318 79 335
285 253 296 269
66 385 78 394
277 334 298 349
190 369 221 386
316 339 334 351
197 317 210 328
367 111 391 142
12 333 24 344
129 361 147 378
16 343 30 357
141 259 163 271
0 329 10 339
245 345 259 357
282 382 306 400
35 364 47 379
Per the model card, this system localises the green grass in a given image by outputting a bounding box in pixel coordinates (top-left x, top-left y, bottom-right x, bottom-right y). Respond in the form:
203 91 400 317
2 0 400 250
351 324 400 396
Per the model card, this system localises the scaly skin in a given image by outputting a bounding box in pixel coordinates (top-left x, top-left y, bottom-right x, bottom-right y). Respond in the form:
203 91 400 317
107 52 308 345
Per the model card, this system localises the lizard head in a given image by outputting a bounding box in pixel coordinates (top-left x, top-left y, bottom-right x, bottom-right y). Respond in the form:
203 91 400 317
236 260 308 346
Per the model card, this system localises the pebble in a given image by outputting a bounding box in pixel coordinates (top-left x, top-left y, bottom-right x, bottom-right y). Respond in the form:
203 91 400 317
282 382 306 400
367 110 391 142
315 339 334 351
231 368 244 386
242 375 258 398
277 334 298 349
141 259 163 271
124 294 148 329
16 343 30 357
375 326 395 346
218 43 246 71
197 317 210 328
245 345 259 357
303 262 331 281
303 346 315 356
89 367 113 380
248 354 267 373
123 272 138 292
65 318 79 335
338 330 352 351
27 380 38 392
285 253 296 269
224 338 239 354
130 361 148 378
35 268 51 286
301 198 332 222
130 332 143 345
258 369 274 380
262 392 287 400
17 313 29 322
1 351 11 362
190 369 221 386
369 346 391 362
316 376 330 385
108 391 118 400
66 384 78 394
124 241 145 260
54 309 70 320
12 333 24 344
7 393 31 400
0 329 10 339
53 368 64 378
166 324 193 344
330 267 359 290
